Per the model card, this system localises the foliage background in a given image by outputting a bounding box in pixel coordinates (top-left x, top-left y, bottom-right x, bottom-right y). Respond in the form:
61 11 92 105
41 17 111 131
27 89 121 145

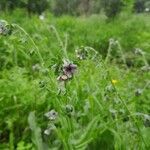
0 0 150 17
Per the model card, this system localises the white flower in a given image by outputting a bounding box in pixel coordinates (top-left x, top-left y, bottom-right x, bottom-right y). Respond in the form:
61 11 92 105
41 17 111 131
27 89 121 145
44 109 58 121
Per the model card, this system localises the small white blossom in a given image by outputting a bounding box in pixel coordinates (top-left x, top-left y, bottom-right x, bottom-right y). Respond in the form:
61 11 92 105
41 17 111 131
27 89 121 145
44 109 58 121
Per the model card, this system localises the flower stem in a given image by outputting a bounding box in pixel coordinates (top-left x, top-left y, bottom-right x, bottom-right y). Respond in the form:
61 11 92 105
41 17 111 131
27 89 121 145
12 23 44 67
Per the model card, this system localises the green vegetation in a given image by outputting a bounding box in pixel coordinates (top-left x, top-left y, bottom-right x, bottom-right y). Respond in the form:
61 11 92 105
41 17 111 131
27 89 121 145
0 0 150 17
0 10 150 150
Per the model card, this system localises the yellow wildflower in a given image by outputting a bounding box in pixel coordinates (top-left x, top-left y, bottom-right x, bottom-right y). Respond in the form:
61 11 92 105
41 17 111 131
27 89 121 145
112 79 118 84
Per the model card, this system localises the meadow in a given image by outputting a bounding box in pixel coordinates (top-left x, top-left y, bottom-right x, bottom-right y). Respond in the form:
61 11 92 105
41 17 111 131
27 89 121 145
0 10 150 150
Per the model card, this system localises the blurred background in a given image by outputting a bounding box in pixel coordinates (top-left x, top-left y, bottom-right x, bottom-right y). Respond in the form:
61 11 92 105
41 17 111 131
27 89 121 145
0 0 150 18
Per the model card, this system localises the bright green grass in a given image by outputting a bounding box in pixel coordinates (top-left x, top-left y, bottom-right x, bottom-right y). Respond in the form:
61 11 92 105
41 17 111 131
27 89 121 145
0 10 150 150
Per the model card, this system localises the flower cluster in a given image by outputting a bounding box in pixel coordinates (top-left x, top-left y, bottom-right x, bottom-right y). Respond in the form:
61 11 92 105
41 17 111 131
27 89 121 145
141 66 150 72
111 79 118 85
57 60 77 82
75 47 88 60
0 20 13 36
134 48 144 55
135 88 142 96
75 46 98 60
109 38 119 46
32 64 41 72
65 104 74 117
44 109 58 135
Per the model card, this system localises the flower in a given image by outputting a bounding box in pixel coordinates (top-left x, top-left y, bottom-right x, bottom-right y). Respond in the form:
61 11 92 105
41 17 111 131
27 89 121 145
75 49 87 60
109 108 117 119
56 60 77 84
57 74 68 82
32 64 41 72
44 109 58 121
44 124 56 135
135 89 142 96
141 66 150 72
63 60 77 78
0 26 4 34
0 20 12 36
105 85 115 93
39 80 46 88
134 48 144 55
44 128 51 135
109 38 119 47
65 104 74 114
0 23 6 35
112 79 118 84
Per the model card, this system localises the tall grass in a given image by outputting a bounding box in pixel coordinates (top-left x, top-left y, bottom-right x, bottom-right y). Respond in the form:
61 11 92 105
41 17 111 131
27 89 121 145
0 10 149 149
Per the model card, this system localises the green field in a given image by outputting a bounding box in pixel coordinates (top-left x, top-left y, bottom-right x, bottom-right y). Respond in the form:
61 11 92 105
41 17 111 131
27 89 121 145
0 10 150 150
